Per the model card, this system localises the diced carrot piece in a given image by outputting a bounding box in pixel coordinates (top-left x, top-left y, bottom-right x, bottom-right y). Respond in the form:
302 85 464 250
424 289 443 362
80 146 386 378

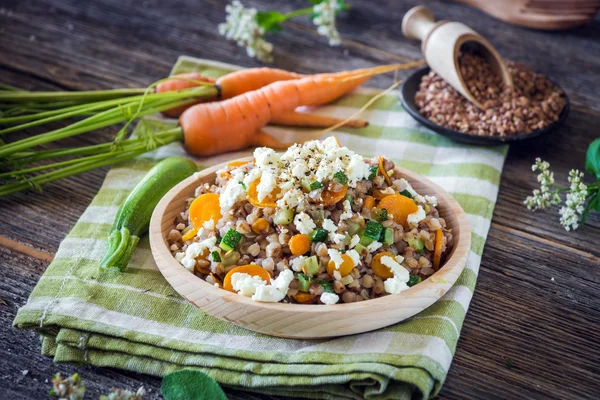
321 185 348 206
189 193 221 229
433 229 443 270
227 160 249 168
363 195 375 210
181 227 199 242
372 188 396 200
378 194 418 227
251 217 271 234
378 156 392 186
370 252 394 279
289 234 311 256
327 254 354 277
223 264 271 292
293 292 316 304
247 179 280 208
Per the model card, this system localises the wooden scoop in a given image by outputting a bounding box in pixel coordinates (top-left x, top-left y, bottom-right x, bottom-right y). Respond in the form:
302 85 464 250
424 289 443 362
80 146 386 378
402 6 513 110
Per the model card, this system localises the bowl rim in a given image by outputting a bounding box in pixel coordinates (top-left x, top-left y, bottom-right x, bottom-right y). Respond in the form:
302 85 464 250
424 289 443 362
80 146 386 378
400 66 570 146
149 156 471 337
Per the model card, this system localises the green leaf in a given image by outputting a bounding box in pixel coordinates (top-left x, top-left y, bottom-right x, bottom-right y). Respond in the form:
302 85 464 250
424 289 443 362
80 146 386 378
585 138 600 179
580 191 599 225
256 10 286 33
308 0 322 4
161 369 227 400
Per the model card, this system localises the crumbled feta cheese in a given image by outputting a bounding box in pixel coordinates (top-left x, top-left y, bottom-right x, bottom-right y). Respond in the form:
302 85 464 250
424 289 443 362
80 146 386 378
407 205 426 225
243 167 261 187
367 241 383 252
257 170 276 202
349 234 360 249
277 188 303 209
346 154 371 184
424 195 438 207
180 237 217 272
220 179 246 212
332 233 346 245
291 161 308 179
339 200 353 223
272 269 294 293
320 292 339 305
175 252 185 262
294 212 316 235
381 256 409 281
347 249 360 266
322 218 337 233
254 147 280 167
379 187 396 195
252 285 286 302
384 276 409 294
203 219 215 230
291 256 306 272
328 248 344 269
231 272 267 297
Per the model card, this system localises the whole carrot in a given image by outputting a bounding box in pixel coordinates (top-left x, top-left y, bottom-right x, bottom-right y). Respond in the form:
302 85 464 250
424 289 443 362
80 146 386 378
179 61 424 156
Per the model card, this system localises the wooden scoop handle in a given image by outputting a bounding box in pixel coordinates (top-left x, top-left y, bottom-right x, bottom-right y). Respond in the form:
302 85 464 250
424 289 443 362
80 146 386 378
402 6 437 41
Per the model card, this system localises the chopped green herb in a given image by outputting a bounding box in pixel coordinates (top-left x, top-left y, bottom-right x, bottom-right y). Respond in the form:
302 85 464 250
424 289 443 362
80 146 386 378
318 280 335 293
333 171 348 185
407 275 421 287
219 229 242 251
368 166 379 179
210 251 221 263
400 189 412 198
238 181 247 190
309 229 328 243
309 181 323 191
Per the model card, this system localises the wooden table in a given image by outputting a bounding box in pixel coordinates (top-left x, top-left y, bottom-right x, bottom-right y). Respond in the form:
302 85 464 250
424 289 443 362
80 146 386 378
1 1 599 398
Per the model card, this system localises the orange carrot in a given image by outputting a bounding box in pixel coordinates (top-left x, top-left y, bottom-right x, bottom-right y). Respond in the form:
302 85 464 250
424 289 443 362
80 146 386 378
179 63 423 157
270 111 368 128
156 73 215 118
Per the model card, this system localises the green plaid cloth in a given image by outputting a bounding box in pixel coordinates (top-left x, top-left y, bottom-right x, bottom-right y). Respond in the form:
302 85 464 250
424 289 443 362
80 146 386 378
14 56 508 399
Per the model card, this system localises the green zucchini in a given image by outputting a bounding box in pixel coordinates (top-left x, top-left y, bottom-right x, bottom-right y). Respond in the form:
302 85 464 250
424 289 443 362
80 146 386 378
100 157 197 271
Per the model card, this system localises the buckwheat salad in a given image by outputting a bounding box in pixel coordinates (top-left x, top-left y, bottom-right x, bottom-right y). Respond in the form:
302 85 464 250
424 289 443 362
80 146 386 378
167 137 452 305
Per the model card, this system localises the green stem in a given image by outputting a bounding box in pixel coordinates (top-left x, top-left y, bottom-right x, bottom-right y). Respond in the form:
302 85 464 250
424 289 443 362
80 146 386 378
0 83 22 91
283 6 313 20
0 127 183 197
0 86 216 158
0 88 148 103
1 130 182 174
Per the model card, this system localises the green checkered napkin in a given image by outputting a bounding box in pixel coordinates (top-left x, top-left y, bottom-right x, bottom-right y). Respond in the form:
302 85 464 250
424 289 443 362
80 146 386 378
14 56 508 399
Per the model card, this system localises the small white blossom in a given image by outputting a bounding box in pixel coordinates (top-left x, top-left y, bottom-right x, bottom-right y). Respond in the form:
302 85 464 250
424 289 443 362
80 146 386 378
559 169 588 231
312 0 342 46
219 1 274 62
524 158 561 210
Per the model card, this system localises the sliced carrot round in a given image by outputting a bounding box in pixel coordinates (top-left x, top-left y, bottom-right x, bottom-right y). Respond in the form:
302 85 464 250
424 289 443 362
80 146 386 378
293 292 316 304
363 195 375 210
247 178 280 208
289 234 311 256
370 251 394 279
223 264 272 292
227 160 249 168
327 254 354 277
321 185 348 206
378 194 418 227
189 193 222 229
433 229 443 270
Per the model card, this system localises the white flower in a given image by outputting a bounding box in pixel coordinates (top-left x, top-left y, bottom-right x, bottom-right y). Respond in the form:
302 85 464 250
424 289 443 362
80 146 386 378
523 158 561 210
559 169 588 231
312 0 342 46
219 1 274 62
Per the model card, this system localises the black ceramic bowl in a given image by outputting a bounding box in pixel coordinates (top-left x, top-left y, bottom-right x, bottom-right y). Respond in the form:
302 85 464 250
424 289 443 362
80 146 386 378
399 67 570 146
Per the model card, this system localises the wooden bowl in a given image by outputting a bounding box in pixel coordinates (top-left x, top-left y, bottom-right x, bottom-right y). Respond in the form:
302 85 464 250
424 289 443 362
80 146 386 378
149 157 471 339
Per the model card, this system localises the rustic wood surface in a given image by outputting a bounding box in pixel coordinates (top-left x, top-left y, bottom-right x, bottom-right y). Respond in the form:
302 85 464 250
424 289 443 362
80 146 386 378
0 0 598 399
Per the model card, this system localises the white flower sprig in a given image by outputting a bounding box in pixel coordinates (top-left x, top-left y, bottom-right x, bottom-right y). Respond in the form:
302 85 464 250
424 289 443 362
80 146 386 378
219 0 349 62
524 139 600 231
